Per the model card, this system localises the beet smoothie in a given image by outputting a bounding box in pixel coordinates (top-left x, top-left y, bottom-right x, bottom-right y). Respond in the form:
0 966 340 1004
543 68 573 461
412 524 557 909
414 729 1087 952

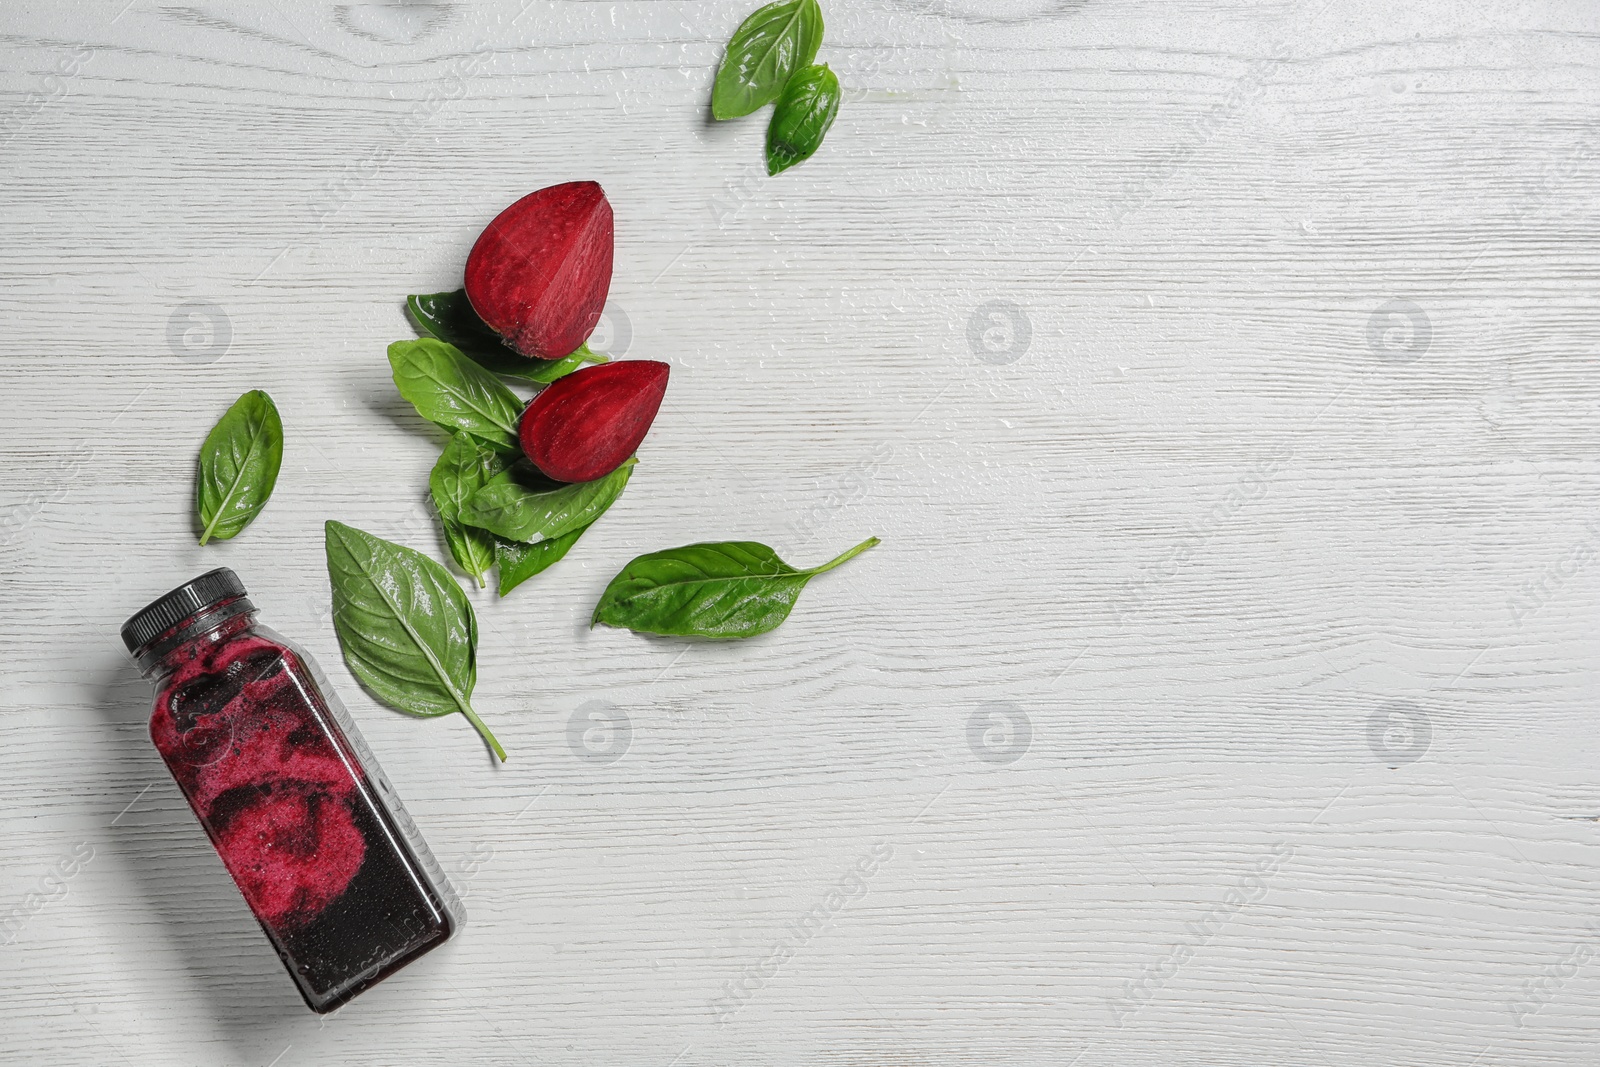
123 568 464 1012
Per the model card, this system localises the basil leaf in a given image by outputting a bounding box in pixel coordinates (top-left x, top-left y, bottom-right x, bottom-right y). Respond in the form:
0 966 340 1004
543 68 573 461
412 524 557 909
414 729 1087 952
592 535 879 639
495 522 592 595
406 290 507 359
387 338 524 452
766 63 840 175
407 291 607 384
460 458 636 544
325 520 505 761
196 389 283 545
496 343 598 385
712 0 824 120
493 459 631 593
430 432 509 588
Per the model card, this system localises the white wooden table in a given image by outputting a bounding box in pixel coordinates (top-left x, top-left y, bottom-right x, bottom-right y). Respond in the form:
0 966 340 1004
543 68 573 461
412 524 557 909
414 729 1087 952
4 1 1598 1063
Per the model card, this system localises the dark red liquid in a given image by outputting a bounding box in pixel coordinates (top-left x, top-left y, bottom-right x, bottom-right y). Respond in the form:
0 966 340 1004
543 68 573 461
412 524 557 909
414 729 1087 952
149 619 456 1011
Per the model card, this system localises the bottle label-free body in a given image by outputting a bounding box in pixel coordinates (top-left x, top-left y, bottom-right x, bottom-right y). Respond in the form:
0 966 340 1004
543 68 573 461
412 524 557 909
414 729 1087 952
150 627 461 1012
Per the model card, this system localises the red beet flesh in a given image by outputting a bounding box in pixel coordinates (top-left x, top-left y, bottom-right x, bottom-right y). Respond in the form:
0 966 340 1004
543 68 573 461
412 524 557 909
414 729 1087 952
519 360 670 483
464 181 614 360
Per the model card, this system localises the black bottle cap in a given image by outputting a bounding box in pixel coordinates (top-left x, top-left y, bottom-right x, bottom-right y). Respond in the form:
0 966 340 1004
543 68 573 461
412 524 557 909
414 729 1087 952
121 568 250 655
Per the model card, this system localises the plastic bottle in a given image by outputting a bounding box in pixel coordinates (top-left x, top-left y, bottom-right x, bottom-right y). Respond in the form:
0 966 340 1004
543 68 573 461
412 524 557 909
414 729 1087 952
121 567 463 1012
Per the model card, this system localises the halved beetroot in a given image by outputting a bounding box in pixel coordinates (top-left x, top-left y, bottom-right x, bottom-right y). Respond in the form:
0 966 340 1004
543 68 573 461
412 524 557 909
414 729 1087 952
519 360 670 483
465 181 614 360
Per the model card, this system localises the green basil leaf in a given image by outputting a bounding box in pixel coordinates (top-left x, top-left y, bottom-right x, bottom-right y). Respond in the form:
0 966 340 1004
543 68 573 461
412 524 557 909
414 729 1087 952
387 337 524 452
460 458 636 544
325 520 505 761
766 63 840 175
592 535 879 639
196 389 283 545
493 458 631 593
430 432 509 588
495 522 592 596
712 0 824 120
406 290 507 359
514 344 604 386
407 291 607 384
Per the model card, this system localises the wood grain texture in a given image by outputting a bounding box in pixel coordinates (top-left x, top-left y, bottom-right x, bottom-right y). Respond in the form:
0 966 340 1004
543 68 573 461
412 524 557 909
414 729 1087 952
2 0 1598 1063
